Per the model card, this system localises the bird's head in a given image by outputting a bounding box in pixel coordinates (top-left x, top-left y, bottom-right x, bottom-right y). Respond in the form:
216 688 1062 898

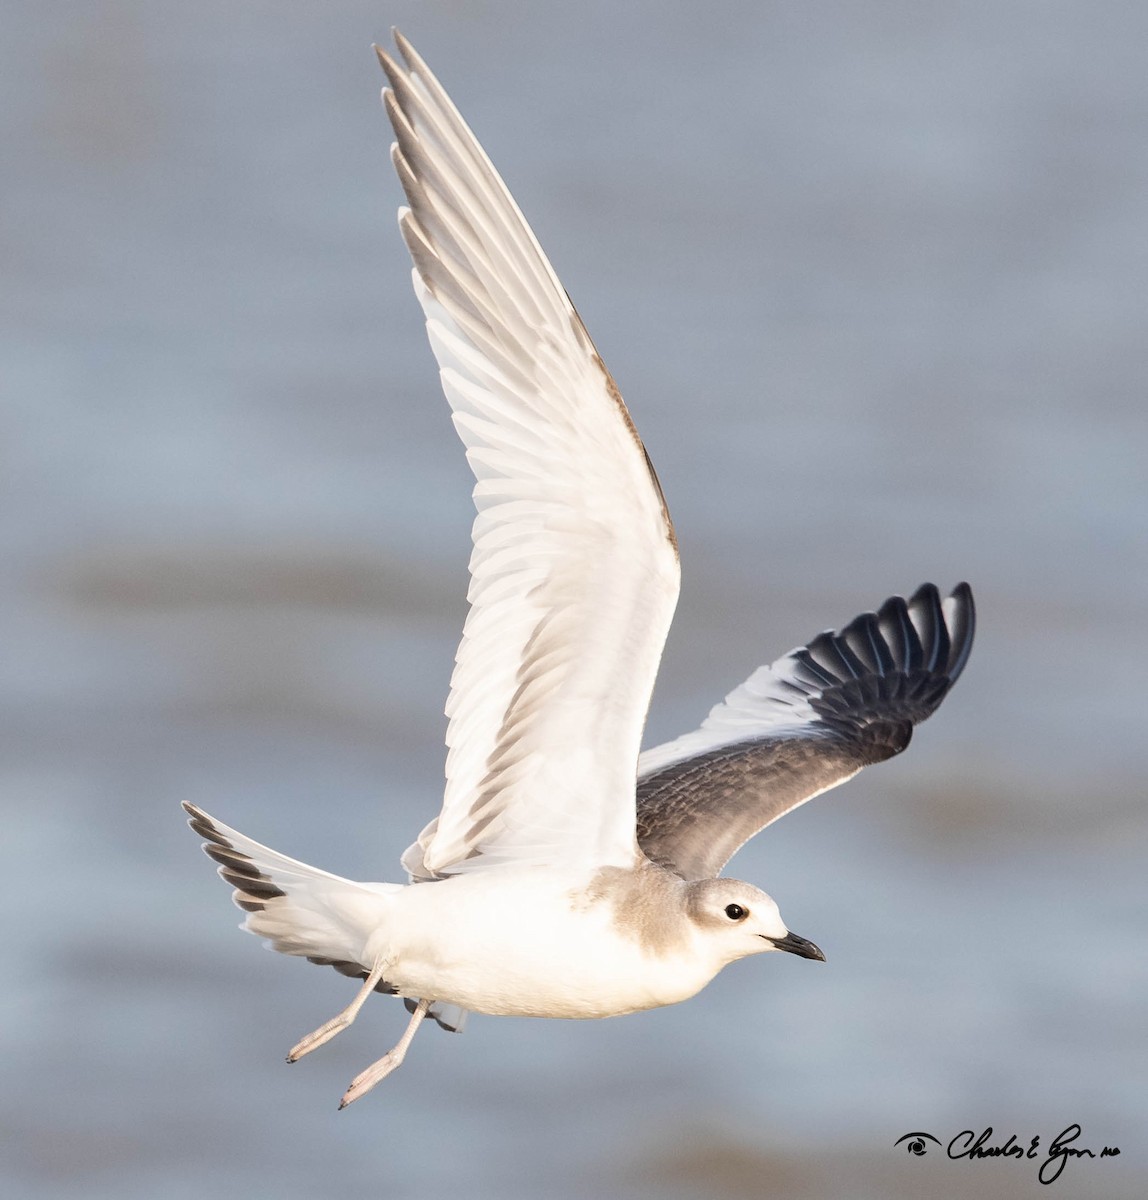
684 878 825 965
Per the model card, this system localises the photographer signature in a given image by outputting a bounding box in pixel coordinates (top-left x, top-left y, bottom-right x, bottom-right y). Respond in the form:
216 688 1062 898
895 1124 1121 1185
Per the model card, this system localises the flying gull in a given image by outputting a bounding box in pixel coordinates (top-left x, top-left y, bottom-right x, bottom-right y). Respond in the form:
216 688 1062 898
185 31 975 1108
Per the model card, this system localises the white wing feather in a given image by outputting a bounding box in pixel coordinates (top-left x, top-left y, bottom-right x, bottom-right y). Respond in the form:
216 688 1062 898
637 657 820 779
378 36 680 877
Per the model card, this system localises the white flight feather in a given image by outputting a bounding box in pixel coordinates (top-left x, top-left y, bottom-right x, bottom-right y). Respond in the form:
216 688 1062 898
381 39 680 878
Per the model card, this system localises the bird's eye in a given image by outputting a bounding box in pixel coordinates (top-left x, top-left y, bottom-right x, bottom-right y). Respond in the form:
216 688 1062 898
724 903 747 921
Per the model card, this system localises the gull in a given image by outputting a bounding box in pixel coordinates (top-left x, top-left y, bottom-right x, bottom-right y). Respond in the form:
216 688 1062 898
184 31 975 1109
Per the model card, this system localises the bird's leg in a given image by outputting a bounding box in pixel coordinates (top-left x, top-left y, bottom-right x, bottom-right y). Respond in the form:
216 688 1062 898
287 959 388 1063
338 998 431 1109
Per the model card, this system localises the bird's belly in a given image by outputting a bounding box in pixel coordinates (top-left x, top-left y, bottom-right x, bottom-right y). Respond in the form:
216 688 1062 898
389 933 705 1019
374 872 714 1019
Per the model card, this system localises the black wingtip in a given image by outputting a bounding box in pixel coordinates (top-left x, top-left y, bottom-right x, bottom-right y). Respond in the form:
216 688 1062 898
792 581 976 735
902 580 976 686
943 582 976 683
905 583 948 673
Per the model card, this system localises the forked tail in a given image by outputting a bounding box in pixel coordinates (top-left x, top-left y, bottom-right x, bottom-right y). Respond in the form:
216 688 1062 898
183 802 401 986
183 803 467 1031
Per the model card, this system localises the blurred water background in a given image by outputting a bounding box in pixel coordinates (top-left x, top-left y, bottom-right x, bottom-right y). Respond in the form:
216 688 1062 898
3 2 1146 1197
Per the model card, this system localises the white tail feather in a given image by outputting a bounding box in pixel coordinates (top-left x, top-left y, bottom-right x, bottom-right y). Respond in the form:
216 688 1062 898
183 804 400 968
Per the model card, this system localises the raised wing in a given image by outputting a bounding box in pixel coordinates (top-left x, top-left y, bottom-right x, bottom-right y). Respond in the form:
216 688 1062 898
377 34 680 877
635 583 974 879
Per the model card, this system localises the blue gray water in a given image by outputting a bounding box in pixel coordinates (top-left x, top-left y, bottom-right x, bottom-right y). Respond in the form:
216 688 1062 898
3 3 1146 1197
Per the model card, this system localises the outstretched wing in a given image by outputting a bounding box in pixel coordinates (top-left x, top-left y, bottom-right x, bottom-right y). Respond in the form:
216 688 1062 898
377 34 680 878
635 583 974 879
